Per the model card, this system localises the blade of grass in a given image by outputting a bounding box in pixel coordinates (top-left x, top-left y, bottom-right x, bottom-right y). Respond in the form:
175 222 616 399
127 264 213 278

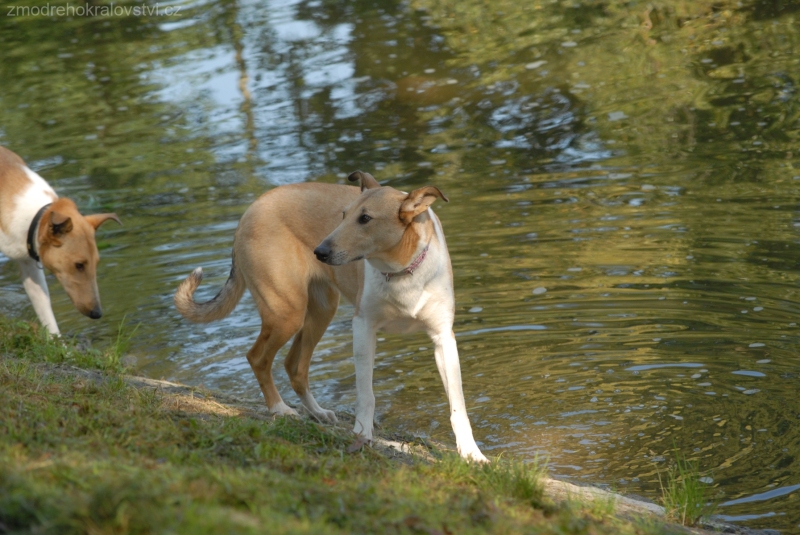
657 449 715 526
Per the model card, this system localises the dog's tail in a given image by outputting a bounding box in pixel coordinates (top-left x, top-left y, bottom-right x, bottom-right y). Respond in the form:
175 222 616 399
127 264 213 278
174 254 246 323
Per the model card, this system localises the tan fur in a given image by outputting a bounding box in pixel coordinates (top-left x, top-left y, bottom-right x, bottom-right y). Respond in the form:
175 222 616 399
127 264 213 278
384 224 420 267
349 170 380 191
173 263 246 323
0 146 120 333
0 147 54 234
173 181 420 412
36 198 120 317
399 186 448 224
174 177 486 462
174 183 362 418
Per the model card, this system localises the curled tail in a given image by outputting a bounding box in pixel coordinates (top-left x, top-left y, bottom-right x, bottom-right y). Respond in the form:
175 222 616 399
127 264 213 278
174 257 246 323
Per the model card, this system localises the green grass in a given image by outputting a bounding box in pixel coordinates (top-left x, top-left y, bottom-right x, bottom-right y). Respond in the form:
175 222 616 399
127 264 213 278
658 450 715 526
587 491 617 521
107 315 140 369
0 317 684 535
559 484 617 526
0 315 126 372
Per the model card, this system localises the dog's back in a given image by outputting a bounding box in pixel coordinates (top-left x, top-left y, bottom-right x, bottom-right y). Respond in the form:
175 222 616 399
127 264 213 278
175 182 363 324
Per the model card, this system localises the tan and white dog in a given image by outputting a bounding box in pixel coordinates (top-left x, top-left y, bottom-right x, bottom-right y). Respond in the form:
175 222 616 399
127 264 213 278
175 171 487 462
0 146 120 335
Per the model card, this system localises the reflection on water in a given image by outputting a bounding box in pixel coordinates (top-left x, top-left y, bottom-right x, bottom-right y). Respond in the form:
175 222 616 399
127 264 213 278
2 0 800 531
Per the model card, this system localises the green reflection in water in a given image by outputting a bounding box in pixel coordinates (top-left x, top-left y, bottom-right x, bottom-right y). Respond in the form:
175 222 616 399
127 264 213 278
2 0 800 531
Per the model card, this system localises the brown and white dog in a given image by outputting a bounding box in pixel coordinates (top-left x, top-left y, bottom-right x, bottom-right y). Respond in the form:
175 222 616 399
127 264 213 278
174 171 487 462
0 146 120 335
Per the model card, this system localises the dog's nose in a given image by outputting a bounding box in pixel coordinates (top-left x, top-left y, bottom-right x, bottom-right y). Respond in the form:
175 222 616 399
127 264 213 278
88 307 102 319
314 244 331 263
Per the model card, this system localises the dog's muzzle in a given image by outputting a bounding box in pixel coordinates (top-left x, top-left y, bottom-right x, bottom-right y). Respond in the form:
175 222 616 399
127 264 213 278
314 244 332 263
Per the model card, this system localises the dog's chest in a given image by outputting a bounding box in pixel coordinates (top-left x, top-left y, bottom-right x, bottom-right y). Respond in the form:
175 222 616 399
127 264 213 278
0 167 57 260
361 274 444 333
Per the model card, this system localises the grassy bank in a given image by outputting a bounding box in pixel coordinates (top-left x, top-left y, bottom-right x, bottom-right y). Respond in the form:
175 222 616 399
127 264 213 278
0 317 685 535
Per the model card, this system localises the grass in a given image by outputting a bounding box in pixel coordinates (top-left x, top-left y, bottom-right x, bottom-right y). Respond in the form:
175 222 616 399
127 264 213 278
0 315 126 373
658 450 715 526
587 491 617 521
107 315 140 369
0 316 686 535
560 484 617 525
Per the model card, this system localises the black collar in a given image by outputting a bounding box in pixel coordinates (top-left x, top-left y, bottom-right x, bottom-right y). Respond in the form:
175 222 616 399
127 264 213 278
27 203 51 262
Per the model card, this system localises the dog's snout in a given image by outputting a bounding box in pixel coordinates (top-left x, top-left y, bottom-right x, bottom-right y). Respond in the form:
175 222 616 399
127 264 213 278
314 244 331 263
88 307 102 319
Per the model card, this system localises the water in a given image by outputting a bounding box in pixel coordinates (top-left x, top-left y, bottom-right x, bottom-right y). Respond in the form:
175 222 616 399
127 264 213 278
2 0 800 531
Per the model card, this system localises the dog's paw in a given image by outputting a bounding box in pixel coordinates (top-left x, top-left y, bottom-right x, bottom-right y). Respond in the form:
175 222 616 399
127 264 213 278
310 408 338 425
346 435 370 453
270 402 300 418
459 448 489 464
352 420 374 441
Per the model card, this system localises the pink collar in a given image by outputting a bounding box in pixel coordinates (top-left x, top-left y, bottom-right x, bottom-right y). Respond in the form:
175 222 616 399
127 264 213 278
381 245 429 282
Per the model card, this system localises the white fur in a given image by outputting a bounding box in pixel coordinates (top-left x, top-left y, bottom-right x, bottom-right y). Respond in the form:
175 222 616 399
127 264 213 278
353 208 487 462
0 166 57 260
0 164 59 334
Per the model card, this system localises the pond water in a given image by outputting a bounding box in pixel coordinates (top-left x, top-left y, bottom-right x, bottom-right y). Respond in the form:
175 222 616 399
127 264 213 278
2 0 800 531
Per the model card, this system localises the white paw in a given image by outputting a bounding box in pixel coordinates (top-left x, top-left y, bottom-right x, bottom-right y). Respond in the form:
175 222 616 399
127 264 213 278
353 420 373 441
459 447 489 463
310 408 338 424
346 434 371 453
270 402 300 418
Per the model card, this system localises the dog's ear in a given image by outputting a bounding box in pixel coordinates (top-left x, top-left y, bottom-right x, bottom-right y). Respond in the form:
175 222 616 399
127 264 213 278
85 213 122 230
399 186 449 224
348 170 380 192
49 211 73 237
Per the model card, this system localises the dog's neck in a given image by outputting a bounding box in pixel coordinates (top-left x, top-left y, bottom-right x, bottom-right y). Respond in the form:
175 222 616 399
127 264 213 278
367 212 435 277
379 244 429 281
27 203 51 262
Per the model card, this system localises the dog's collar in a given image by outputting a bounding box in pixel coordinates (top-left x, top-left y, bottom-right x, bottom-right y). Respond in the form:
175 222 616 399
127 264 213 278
381 244 429 282
27 203 51 263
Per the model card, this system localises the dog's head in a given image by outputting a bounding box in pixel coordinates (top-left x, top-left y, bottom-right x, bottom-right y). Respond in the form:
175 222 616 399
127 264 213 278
313 171 447 267
38 198 120 319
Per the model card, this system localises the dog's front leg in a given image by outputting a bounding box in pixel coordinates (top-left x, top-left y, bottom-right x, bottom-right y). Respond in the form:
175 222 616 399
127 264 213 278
352 314 377 441
19 259 59 335
432 331 488 462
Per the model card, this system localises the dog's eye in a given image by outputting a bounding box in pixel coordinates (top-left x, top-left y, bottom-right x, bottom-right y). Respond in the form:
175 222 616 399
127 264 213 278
75 262 85 272
342 211 346 220
358 214 372 224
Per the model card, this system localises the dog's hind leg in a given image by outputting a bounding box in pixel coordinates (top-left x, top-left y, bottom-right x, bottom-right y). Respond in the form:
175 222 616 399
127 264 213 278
238 232 311 418
284 281 339 424
246 306 305 418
